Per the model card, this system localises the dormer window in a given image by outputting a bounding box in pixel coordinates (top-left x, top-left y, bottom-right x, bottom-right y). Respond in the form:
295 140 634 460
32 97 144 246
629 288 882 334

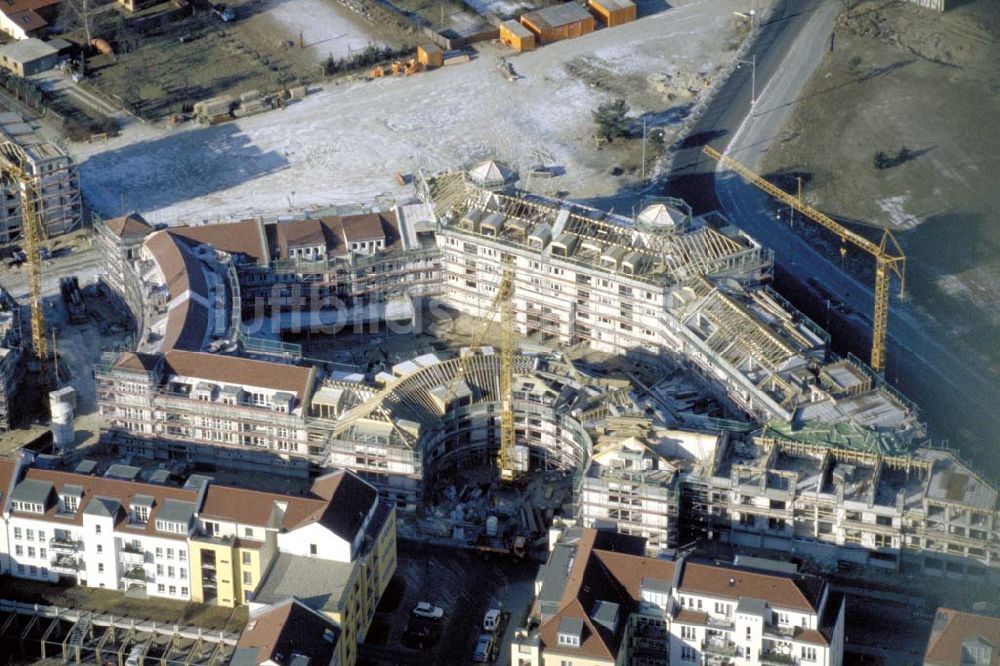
63 495 79 512
556 618 583 648
130 495 155 524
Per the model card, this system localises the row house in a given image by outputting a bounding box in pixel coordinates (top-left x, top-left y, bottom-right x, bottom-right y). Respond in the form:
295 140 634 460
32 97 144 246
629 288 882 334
0 457 396 666
511 527 844 666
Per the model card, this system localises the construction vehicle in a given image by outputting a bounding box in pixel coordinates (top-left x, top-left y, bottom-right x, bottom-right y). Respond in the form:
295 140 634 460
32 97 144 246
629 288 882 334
60 276 87 324
0 141 53 391
702 145 905 373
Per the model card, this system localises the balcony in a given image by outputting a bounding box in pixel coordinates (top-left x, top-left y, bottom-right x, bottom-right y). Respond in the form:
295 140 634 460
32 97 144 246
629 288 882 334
50 556 81 575
706 616 734 630
703 636 738 657
122 566 149 583
760 650 797 665
120 547 146 566
763 624 796 640
49 537 81 553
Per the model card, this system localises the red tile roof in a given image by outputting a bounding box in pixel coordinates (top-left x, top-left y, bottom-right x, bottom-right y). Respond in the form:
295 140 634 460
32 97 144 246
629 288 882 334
677 562 823 612
925 608 1000 666
172 220 268 265
16 467 199 541
163 350 315 404
237 598 339 665
104 213 152 239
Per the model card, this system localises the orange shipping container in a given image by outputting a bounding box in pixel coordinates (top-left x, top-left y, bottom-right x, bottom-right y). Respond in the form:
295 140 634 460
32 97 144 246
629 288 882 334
520 3 595 45
500 19 535 51
588 0 636 26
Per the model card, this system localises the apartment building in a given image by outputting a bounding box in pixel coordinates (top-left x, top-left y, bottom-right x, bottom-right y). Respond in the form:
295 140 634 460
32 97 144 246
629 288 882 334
923 607 1000 666
0 285 23 431
0 112 82 242
235 598 343 666
684 435 1000 578
577 434 682 553
0 455 396 666
95 349 319 473
424 177 923 445
511 527 844 666
93 213 154 316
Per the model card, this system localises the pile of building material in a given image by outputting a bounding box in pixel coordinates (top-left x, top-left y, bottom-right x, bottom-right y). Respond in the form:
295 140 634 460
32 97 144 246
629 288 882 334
193 88 303 124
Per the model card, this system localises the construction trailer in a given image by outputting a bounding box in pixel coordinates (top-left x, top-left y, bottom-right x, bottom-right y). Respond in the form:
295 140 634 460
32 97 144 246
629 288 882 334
417 44 443 68
499 19 535 51
520 3 594 45
587 0 635 26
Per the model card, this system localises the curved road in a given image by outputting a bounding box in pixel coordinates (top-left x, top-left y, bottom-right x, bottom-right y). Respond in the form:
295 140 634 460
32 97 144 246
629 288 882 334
667 0 1000 462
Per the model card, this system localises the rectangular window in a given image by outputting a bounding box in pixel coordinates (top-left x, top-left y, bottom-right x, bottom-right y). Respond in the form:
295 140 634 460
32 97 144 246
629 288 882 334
13 528 21 539
156 548 163 558
38 531 45 542
27 547 35 558
157 564 164 576
158 584 165 593
15 545 22 556
64 495 79 512
167 548 174 559
96 525 102 535
168 566 175 578
310 544 317 556
26 529 34 541
681 626 695 639
182 587 189 597
179 550 186 562
169 585 176 595
180 568 186 579
244 527 252 538
97 545 103 554
243 571 252 585
39 548 46 559
802 647 817 661
98 563 104 573
242 552 252 565
681 646 696 662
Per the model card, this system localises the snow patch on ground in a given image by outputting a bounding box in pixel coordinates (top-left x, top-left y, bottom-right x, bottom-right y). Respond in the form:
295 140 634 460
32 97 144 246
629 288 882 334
463 0 532 17
71 0 757 225
265 0 383 63
876 195 921 230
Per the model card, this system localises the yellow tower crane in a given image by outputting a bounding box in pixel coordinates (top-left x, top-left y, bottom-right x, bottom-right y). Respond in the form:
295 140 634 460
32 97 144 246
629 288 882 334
1 145 51 386
441 254 518 481
702 145 905 373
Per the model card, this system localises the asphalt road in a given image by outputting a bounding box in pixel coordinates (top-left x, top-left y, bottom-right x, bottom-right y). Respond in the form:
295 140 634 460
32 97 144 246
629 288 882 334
667 0 1000 466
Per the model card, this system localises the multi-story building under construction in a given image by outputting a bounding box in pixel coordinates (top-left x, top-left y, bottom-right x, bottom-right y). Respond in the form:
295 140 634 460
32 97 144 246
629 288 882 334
0 111 82 242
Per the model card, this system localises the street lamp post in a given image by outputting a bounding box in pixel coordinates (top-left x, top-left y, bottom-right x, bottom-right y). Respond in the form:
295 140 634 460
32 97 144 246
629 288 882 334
736 54 756 108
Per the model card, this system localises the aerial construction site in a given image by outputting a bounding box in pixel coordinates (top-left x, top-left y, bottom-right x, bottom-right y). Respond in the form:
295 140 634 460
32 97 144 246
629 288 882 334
0 0 997 664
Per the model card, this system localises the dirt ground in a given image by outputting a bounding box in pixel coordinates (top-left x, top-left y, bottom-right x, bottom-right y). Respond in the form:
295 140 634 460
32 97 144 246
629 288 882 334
70 0 762 224
84 0 409 119
760 0 1000 369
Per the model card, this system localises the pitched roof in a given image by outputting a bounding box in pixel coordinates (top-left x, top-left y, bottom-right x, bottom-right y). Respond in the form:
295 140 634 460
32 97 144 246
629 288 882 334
522 2 593 30
144 230 208 301
104 213 152 239
925 608 1000 666
163 350 315 404
677 561 824 613
236 598 340 666
16 467 200 540
294 471 377 540
199 471 377 543
113 351 162 373
0 458 15 505
535 528 668 662
171 220 268 266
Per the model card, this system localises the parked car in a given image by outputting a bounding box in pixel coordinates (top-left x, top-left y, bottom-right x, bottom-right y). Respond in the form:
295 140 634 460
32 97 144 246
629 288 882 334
483 608 500 632
412 601 444 619
472 633 493 662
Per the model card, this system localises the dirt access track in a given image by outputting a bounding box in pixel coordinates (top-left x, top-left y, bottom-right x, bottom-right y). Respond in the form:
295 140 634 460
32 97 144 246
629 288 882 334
71 0 761 224
758 0 1000 473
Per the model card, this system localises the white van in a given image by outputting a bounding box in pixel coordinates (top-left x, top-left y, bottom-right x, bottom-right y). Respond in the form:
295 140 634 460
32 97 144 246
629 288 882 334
483 608 501 632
